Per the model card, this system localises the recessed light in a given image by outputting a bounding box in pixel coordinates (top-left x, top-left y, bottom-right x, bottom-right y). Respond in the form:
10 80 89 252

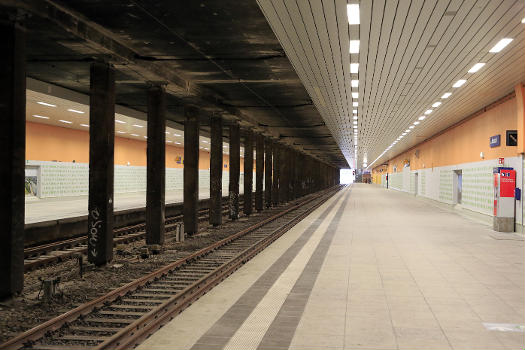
131 133 139 137
37 101 56 107
32 114 49 119
468 63 485 73
59 120 72 124
409 125 415 129
418 116 426 120
351 80 359 87
489 38 513 53
166 140 173 143
80 124 89 127
453 79 466 88
143 136 148 139
347 4 359 25
117 131 126 134
352 92 358 98
414 121 420 125
132 124 144 128
349 40 360 54
175 142 181 145
350 63 359 73
173 133 181 136
165 131 170 134
202 140 209 143
352 102 358 107
67 109 85 114
115 120 126 124
432 102 441 108
522 18 525 24
425 109 433 115
353 116 358 120
353 109 358 114
441 92 452 99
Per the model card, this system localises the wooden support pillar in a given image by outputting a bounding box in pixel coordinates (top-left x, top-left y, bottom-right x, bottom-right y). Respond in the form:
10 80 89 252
146 85 166 245
0 22 25 297
243 129 254 215
229 123 240 220
272 143 280 205
209 115 223 226
87 62 115 266
184 107 199 235
264 138 272 208
255 133 264 211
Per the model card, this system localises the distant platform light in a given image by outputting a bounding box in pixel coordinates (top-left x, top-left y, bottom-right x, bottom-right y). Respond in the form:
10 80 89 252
351 80 359 87
347 4 359 25
350 63 359 73
132 124 144 128
59 120 72 124
452 79 466 88
353 102 358 107
67 108 85 114
468 63 485 73
489 38 513 53
424 109 433 115
432 102 441 107
441 92 452 99
115 120 126 124
117 131 126 134
37 101 56 107
32 114 49 119
418 116 426 120
352 92 359 98
349 40 360 54
80 124 89 127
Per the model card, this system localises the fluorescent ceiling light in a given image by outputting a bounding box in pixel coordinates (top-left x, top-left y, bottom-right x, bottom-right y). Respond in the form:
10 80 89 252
418 116 426 120
414 121 420 125
143 136 148 139
425 109 433 115
115 120 126 124
32 114 49 119
489 38 513 53
166 140 173 143
353 121 358 125
352 102 358 107
117 131 126 134
406 129 411 133
350 63 359 73
432 102 442 108
67 108 85 114
453 79 466 88
351 80 359 87
349 40 360 54
347 4 360 24
522 18 525 23
468 63 485 73
175 142 181 145
202 140 209 143
441 92 452 99
352 92 359 98
59 120 72 124
131 133 139 136
353 116 358 121
80 124 89 127
37 101 56 107
353 109 358 114
165 131 170 134
409 125 414 129
402 132 407 136
132 124 144 128
173 133 181 137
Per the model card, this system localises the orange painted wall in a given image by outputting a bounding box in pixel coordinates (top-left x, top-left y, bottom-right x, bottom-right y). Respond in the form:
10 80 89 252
382 97 517 173
25 122 253 171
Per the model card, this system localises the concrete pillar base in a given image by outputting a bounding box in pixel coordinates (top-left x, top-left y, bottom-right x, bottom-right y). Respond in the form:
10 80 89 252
493 217 514 232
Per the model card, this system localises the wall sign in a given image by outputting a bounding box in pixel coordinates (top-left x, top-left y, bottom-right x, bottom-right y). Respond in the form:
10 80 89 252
506 130 517 146
489 134 501 148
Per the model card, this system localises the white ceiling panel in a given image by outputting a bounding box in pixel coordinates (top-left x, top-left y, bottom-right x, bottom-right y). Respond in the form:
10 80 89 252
257 0 525 169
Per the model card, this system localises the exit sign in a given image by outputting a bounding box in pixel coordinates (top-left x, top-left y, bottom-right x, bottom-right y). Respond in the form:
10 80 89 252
490 135 501 148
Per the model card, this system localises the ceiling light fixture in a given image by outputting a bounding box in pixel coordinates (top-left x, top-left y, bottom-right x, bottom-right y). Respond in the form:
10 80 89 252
353 102 358 107
353 116 358 120
117 131 126 134
132 124 144 128
409 125 415 129
32 114 49 119
37 101 56 107
414 121 420 125
351 80 359 87
489 38 513 53
67 109 85 114
468 63 485 73
418 116 426 120
115 120 126 124
432 102 441 108
131 133 139 137
347 4 360 25
352 92 358 98
349 40 360 54
425 109 433 115
175 142 181 145
59 120 72 124
166 140 173 143
453 79 466 88
350 63 359 73
80 124 89 127
441 92 452 99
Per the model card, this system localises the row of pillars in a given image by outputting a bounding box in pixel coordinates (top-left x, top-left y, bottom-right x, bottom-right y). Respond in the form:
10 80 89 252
0 23 339 298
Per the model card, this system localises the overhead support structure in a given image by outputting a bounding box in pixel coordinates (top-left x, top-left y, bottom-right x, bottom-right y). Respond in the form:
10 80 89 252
255 133 264 212
0 21 25 298
146 84 166 245
87 62 115 266
229 122 240 220
264 138 273 208
209 114 223 226
184 106 199 235
243 129 254 216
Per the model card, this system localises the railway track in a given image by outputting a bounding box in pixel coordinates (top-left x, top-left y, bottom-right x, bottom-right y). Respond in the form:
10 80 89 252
2 186 341 350
23 200 242 271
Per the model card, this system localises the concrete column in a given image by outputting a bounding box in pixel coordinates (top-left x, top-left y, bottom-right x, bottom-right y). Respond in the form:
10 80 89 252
243 129 254 216
516 84 525 154
255 133 264 211
209 115 223 226
184 107 199 235
146 85 166 245
88 62 115 266
229 122 240 220
272 143 280 205
0 22 25 297
290 150 296 199
279 147 289 203
264 138 272 208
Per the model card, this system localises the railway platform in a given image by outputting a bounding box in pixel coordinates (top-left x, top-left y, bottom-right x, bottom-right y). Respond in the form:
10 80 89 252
139 184 525 350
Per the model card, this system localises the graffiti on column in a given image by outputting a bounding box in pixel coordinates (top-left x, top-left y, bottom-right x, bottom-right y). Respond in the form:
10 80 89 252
89 207 101 258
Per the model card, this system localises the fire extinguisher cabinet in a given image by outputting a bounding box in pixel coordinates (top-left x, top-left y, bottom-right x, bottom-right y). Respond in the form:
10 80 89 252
493 167 516 232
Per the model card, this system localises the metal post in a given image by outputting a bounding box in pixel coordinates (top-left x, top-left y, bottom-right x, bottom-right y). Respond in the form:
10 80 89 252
88 62 115 266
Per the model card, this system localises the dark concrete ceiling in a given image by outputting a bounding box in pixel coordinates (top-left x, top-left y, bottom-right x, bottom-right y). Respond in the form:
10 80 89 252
1 0 347 168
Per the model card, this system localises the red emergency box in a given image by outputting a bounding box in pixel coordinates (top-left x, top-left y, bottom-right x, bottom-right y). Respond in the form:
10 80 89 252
493 167 516 232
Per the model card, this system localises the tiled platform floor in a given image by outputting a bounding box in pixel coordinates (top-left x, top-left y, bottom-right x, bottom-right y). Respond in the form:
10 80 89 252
138 184 525 350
